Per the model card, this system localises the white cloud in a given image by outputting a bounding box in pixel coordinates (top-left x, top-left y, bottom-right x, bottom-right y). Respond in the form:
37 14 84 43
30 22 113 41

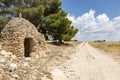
68 9 120 41
113 16 120 29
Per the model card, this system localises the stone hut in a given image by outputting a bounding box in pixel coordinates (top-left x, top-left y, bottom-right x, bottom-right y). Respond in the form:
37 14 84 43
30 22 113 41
1 17 46 58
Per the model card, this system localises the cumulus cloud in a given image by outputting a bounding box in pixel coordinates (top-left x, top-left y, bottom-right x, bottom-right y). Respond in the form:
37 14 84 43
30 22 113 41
68 9 120 41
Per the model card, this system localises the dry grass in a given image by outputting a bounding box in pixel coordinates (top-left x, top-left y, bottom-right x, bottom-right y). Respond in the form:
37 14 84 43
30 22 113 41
46 41 81 56
89 42 120 56
46 41 81 51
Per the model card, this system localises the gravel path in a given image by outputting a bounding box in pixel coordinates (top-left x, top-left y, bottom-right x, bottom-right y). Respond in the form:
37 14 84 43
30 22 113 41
50 42 120 80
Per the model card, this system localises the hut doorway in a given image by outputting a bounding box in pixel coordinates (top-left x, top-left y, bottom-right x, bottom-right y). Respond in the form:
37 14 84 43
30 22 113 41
24 38 33 57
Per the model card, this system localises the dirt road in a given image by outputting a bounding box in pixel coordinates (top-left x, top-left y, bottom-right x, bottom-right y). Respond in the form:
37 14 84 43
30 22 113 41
50 42 120 80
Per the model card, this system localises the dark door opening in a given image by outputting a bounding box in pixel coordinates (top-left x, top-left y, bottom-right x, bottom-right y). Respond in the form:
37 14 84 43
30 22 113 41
24 38 32 57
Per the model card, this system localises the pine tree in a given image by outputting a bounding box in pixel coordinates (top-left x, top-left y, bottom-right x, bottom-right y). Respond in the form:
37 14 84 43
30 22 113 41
45 10 78 42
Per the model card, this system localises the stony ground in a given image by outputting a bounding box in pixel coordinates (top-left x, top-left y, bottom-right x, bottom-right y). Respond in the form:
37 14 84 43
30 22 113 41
0 41 78 80
0 42 120 80
0 50 51 80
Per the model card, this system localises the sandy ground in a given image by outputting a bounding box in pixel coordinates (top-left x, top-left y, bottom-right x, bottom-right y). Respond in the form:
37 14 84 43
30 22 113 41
50 42 120 80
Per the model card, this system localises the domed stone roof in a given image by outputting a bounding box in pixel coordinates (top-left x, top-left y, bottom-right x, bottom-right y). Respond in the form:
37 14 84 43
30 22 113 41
1 17 46 58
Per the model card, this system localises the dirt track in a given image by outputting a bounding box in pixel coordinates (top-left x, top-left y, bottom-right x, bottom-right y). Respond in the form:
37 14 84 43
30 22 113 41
50 42 120 80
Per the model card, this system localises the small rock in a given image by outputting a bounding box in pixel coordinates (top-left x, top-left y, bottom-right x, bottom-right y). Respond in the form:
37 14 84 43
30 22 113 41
0 50 7 55
10 63 17 69
12 74 19 79
23 63 28 67
0 58 5 62
11 55 17 59
51 68 67 80
0 50 12 56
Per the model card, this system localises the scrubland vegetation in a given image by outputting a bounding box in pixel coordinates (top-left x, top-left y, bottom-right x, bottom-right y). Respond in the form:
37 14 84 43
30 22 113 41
90 42 120 53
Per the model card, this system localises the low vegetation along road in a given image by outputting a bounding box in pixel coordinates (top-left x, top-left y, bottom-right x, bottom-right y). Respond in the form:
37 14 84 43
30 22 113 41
50 42 120 80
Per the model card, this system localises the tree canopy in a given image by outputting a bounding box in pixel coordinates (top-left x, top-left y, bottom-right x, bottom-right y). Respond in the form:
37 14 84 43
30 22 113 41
0 0 78 42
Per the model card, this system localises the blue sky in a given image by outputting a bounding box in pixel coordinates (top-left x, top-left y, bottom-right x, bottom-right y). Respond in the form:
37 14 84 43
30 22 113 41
60 0 120 41
61 0 120 19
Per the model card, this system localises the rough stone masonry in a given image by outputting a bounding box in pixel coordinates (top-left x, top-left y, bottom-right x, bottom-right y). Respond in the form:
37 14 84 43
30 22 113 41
1 17 46 58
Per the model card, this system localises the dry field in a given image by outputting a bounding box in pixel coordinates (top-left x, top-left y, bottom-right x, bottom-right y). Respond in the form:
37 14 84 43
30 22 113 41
89 42 120 60
90 42 120 53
